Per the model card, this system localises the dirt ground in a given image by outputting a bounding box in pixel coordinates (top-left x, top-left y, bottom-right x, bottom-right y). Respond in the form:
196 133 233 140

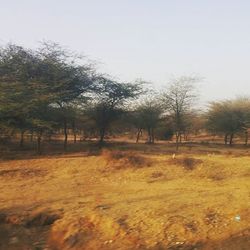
0 142 250 249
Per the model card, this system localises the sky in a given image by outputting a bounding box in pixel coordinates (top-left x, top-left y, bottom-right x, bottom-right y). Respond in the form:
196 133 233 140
1 0 250 105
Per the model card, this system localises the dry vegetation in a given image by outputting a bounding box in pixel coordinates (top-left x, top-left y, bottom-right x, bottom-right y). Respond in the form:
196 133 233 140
102 149 152 170
0 142 249 250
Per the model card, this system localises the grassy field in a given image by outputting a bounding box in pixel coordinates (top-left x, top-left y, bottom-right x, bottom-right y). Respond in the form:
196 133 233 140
0 141 250 249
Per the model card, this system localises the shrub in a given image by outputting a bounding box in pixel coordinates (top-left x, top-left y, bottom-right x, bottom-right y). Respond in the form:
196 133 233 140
102 150 151 170
169 157 203 170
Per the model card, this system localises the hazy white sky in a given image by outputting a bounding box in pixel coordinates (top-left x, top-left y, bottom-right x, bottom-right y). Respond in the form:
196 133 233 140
1 0 250 104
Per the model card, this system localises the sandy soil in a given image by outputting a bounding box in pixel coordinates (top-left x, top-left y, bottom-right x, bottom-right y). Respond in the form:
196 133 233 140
0 143 249 249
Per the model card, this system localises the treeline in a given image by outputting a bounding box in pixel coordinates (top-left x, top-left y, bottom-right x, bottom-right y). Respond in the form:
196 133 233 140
0 42 250 153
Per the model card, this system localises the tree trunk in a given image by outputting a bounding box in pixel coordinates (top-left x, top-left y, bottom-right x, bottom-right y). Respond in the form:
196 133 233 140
147 127 152 143
245 131 248 146
20 130 25 148
7 129 15 143
82 130 86 141
136 128 142 143
229 133 234 145
175 132 180 151
151 128 155 144
37 132 42 155
30 130 33 142
72 120 77 143
99 127 106 145
63 117 68 151
224 133 228 145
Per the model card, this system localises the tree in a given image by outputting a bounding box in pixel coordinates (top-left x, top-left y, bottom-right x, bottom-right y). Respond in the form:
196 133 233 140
86 77 142 144
178 111 204 141
162 76 199 150
36 42 95 150
29 105 58 154
206 98 250 145
131 98 162 143
0 42 95 152
0 44 40 147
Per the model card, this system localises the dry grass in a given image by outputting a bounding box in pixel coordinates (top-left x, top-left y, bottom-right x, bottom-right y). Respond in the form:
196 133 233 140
0 168 47 178
102 149 152 170
207 169 228 181
0 143 249 249
151 171 164 178
168 156 203 170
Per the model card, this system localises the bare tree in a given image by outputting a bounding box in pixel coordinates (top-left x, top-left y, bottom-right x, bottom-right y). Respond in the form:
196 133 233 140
162 76 199 150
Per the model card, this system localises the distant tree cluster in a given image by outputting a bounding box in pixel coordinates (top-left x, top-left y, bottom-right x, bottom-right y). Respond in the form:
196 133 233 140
206 98 250 145
0 42 141 153
1 42 250 153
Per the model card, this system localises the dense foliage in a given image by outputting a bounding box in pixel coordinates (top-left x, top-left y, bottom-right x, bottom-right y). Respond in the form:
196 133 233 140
1 42 250 153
